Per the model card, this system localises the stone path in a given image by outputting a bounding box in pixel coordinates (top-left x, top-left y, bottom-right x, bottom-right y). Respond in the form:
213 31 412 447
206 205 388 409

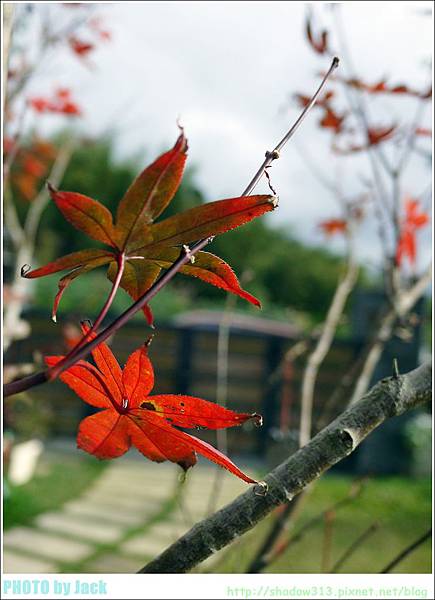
3 455 250 574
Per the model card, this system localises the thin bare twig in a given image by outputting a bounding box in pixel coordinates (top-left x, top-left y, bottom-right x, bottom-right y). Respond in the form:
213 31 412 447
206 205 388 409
299 229 359 446
49 252 126 377
321 509 335 573
380 529 432 574
331 521 380 573
248 478 363 573
246 487 311 573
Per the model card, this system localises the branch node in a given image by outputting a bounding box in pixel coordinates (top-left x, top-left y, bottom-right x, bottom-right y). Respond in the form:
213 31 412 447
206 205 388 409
254 481 269 496
46 181 57 195
265 149 280 160
20 264 31 277
182 244 195 264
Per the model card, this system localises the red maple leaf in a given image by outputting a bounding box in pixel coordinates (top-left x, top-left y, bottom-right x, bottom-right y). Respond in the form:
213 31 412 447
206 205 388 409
295 91 334 109
10 139 56 202
318 218 347 236
45 323 261 483
333 75 431 99
367 125 396 146
69 36 95 57
28 89 81 117
22 155 47 178
29 97 52 113
319 107 347 134
396 199 430 267
333 124 396 154
22 130 277 323
415 127 432 138
295 92 345 134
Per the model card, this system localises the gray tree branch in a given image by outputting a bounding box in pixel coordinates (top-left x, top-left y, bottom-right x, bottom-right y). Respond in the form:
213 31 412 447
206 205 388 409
139 362 431 573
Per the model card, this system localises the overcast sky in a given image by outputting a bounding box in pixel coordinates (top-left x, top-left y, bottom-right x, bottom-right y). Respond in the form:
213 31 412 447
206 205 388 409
16 1 433 269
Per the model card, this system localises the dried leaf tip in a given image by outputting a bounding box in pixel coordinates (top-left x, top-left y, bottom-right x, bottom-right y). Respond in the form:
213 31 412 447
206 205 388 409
253 413 263 427
268 196 279 208
20 264 31 277
175 119 188 153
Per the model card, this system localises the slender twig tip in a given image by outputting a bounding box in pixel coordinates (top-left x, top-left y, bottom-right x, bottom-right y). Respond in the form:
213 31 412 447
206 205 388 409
332 56 340 68
392 358 400 379
176 115 184 133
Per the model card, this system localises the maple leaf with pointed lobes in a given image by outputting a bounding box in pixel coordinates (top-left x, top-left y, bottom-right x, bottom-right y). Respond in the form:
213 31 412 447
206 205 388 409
396 199 430 267
45 323 262 483
319 107 347 134
294 92 346 134
22 131 277 324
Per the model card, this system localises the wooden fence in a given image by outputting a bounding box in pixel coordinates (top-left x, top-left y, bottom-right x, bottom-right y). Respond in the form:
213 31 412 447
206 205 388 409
5 311 363 460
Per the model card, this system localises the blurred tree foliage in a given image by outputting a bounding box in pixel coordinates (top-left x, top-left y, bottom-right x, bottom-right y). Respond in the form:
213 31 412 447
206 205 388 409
19 133 360 325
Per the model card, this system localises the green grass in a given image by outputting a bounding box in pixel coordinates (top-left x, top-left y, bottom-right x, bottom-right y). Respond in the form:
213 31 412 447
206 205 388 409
3 454 106 530
216 475 432 574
